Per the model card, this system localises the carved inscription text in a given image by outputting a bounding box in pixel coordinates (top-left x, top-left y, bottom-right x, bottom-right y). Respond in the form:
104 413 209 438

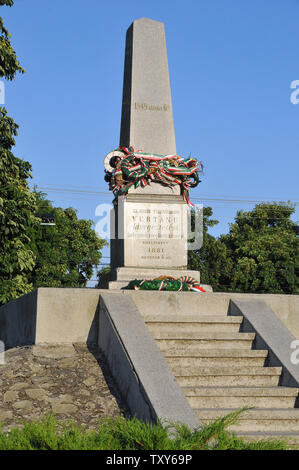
134 102 169 112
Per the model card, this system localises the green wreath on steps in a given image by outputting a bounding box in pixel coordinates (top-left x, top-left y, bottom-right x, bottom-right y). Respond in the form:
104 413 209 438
125 276 206 292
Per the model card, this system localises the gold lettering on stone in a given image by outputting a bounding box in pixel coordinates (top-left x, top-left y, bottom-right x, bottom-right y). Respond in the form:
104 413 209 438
134 102 169 111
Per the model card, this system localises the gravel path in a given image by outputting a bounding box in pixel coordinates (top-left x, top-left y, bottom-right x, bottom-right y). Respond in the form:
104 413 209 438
0 343 129 432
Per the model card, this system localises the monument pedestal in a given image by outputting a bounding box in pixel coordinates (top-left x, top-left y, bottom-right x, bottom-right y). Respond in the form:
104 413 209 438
105 184 200 289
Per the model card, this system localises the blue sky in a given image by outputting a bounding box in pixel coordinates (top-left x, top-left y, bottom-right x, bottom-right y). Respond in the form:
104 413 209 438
1 0 299 277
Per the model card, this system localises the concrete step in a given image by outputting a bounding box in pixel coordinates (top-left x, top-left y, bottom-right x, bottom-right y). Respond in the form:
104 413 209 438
165 350 267 367
162 348 268 358
173 365 282 377
194 408 299 433
109 281 131 290
152 331 254 340
145 314 236 322
156 332 255 351
182 386 299 409
175 368 281 387
145 315 243 333
122 291 231 316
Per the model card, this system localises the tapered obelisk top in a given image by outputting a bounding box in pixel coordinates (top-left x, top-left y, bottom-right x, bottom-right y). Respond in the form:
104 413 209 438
119 18 176 155
135 17 164 24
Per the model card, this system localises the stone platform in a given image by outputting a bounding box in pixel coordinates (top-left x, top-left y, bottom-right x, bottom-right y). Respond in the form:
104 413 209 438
107 267 201 290
0 288 299 438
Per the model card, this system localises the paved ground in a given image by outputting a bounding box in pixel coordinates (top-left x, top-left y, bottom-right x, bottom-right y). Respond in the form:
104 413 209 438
0 343 129 433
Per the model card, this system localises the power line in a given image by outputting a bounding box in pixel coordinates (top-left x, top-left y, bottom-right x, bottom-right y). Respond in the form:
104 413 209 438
33 183 298 201
31 185 299 206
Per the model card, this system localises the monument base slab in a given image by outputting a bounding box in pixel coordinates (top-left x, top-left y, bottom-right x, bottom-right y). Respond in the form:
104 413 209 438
108 267 200 290
111 267 200 281
97 267 201 290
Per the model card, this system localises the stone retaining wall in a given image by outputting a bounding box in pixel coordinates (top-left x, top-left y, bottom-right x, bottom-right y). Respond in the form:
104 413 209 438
0 343 128 432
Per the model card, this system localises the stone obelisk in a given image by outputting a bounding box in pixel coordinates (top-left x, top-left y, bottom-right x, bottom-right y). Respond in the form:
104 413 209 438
107 18 199 288
120 18 176 157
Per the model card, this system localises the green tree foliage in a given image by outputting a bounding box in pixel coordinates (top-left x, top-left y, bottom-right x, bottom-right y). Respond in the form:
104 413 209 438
0 1 14 7
221 202 298 293
28 192 107 288
0 1 25 80
0 0 35 304
0 109 37 304
188 203 298 294
0 2 107 301
188 206 233 289
95 265 111 288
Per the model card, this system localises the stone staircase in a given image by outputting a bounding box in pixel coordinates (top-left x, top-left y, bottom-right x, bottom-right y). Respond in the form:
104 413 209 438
144 312 299 444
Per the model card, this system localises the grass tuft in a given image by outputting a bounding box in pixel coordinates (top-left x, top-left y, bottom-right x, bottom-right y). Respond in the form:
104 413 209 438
0 409 290 450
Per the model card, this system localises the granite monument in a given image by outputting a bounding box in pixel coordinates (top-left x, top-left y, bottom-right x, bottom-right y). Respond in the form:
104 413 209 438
105 18 201 288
